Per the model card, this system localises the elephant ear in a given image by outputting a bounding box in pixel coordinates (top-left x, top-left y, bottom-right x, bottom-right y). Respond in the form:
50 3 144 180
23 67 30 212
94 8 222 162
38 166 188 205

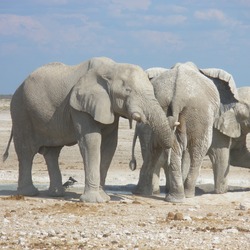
213 109 241 138
200 68 241 138
200 68 239 101
70 71 115 124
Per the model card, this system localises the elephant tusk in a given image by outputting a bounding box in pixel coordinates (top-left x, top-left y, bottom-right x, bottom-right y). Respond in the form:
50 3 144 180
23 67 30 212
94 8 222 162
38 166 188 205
174 121 180 126
131 112 142 122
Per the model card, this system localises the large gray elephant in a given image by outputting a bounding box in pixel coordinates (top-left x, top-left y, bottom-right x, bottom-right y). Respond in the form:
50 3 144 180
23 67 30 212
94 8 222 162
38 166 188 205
132 86 250 197
208 86 250 193
130 62 249 202
3 57 176 203
131 62 221 203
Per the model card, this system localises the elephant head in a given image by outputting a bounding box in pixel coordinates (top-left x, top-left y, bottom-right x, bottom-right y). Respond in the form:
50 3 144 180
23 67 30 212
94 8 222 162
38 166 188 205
200 68 250 138
145 67 168 80
69 57 175 149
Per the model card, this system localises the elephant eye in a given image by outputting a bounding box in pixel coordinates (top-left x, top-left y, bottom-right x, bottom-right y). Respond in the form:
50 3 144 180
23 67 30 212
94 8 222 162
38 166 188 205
125 87 132 94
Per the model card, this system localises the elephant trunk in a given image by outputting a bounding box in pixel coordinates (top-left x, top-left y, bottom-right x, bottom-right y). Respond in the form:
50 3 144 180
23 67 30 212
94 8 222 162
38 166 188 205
143 100 175 149
230 146 250 168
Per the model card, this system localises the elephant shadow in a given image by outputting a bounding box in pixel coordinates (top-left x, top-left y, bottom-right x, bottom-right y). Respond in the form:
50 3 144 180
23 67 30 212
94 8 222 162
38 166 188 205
0 183 140 202
195 184 250 195
1 184 249 202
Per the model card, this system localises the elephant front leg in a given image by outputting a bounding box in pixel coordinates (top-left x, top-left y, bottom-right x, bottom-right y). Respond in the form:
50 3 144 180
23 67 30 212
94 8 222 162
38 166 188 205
208 130 231 194
78 132 110 203
99 121 119 200
208 148 230 194
152 152 168 194
133 148 162 196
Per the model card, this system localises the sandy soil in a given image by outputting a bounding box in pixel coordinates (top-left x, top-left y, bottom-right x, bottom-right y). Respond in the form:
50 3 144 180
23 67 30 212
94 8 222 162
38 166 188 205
0 98 250 249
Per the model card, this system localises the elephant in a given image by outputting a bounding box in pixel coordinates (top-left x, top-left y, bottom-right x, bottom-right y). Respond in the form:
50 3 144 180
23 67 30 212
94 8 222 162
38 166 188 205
131 86 250 197
3 57 177 203
130 62 248 202
130 62 222 203
208 86 250 193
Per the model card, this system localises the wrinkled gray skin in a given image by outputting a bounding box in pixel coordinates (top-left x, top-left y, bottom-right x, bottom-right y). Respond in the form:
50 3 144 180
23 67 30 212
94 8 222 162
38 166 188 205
3 57 175 203
131 62 221 203
130 65 250 201
208 86 250 193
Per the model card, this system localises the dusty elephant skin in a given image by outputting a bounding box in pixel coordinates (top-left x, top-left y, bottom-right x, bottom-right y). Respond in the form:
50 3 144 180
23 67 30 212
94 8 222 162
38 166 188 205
208 86 250 193
131 62 250 202
132 62 221 202
3 57 175 203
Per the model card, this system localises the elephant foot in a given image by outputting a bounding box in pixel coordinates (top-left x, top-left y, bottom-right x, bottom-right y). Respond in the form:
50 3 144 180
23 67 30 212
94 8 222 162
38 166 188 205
132 184 153 196
48 185 65 197
17 184 39 196
152 189 160 195
165 193 185 203
184 188 195 198
214 185 228 194
80 189 110 203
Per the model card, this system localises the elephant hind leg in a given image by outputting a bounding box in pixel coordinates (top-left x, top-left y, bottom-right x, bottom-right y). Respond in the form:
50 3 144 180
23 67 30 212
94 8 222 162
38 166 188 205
208 129 231 194
184 157 203 198
184 145 209 198
15 144 38 196
41 146 64 197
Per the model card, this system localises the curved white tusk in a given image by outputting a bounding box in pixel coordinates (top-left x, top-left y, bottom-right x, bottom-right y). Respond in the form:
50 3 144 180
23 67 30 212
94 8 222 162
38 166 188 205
174 121 180 126
131 112 141 122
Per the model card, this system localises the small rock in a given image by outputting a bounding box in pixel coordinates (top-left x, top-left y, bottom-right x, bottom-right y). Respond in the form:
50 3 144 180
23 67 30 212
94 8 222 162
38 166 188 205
174 212 184 220
3 218 10 224
18 237 26 246
166 212 175 220
188 208 197 212
183 215 192 221
222 228 239 234
48 229 56 237
103 233 110 238
19 231 26 236
4 212 11 218
212 237 221 244
36 220 46 226
239 199 250 210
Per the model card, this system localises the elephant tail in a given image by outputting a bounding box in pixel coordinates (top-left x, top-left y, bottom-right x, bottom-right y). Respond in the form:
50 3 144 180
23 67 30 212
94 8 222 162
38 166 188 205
129 125 138 171
2 129 13 162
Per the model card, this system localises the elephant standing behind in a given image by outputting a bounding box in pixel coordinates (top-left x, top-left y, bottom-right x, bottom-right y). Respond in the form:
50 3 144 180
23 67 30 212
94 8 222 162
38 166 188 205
3 57 176 203
130 64 250 200
131 62 221 203
208 86 250 193
230 87 250 167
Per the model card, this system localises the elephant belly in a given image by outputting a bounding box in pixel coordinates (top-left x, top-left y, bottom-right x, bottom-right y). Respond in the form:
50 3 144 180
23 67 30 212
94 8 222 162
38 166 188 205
34 115 77 148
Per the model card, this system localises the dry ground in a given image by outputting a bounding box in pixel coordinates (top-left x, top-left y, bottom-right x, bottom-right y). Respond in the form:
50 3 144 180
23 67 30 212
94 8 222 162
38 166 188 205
0 98 250 249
